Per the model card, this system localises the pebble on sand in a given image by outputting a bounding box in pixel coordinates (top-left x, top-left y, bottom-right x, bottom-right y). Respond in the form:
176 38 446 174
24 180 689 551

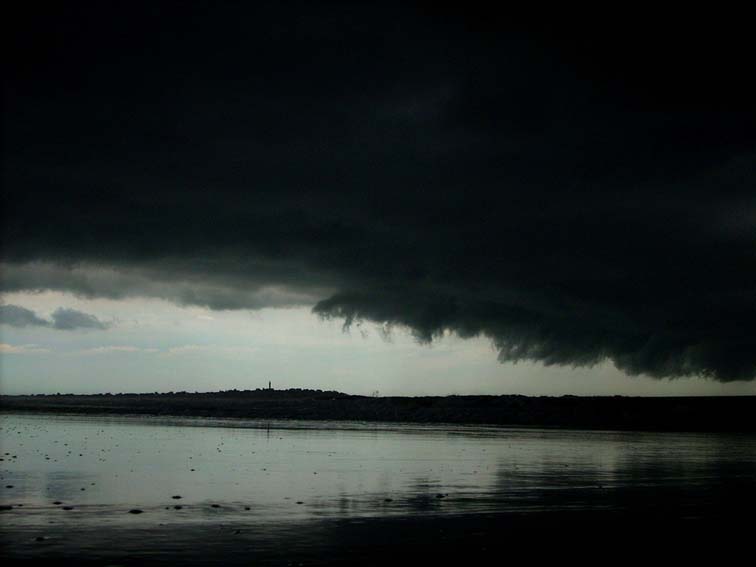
128 509 144 514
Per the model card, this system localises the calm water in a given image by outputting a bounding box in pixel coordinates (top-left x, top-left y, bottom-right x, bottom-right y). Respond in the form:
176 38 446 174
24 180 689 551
2 412 756 562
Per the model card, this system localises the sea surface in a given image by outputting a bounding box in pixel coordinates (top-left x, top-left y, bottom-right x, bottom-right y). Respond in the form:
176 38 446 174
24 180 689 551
2 412 756 564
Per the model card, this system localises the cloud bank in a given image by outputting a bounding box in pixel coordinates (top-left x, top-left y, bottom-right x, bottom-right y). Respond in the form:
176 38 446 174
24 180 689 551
3 4 756 380
0 304 110 331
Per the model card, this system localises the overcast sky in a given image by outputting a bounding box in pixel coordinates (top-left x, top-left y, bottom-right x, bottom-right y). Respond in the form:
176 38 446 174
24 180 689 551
3 4 756 395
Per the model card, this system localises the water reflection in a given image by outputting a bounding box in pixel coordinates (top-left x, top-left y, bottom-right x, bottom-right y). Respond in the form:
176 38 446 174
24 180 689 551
2 413 755 528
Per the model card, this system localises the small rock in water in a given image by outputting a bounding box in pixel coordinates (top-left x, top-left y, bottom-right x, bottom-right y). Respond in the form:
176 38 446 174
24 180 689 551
5 485 13 489
53 501 62 505
62 506 74 511
211 504 221 508
0 505 12 511
128 509 144 514
171 495 182 499
174 505 183 510
35 536 45 542
244 506 250 511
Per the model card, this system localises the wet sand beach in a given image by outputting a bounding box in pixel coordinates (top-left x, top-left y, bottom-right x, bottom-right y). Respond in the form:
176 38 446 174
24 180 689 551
4 509 754 566
2 412 755 565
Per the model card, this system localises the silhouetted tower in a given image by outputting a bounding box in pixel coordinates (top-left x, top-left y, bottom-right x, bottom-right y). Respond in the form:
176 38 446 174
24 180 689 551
269 380 272 390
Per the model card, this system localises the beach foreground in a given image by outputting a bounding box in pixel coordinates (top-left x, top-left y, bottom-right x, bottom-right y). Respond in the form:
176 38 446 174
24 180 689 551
2 412 755 565
4 509 753 566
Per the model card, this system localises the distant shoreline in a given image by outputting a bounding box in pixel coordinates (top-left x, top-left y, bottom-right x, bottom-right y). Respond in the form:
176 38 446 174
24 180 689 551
2 390 755 432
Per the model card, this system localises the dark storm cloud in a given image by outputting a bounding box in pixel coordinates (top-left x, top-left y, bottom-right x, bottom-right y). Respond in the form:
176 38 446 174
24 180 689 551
3 3 756 380
0 304 110 331
0 262 330 310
